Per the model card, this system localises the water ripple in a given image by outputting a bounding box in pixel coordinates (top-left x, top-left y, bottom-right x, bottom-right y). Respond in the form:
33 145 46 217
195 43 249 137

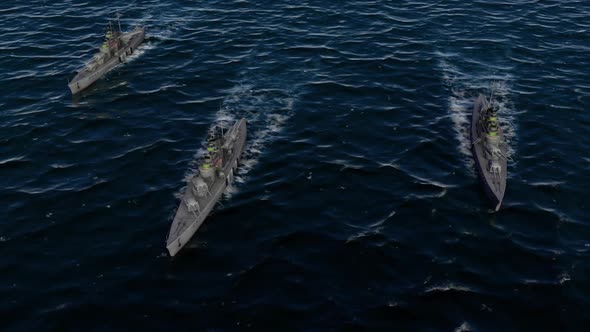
1 0 589 330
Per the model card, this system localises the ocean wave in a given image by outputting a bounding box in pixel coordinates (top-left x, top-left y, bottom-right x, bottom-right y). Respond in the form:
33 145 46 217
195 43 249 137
1 1 589 330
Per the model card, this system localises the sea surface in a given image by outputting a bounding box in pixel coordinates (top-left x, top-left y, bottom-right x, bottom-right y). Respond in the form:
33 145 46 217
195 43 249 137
1 0 589 330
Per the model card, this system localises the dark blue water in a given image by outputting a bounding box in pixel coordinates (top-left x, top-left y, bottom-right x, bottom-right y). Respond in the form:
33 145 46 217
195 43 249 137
1 0 589 330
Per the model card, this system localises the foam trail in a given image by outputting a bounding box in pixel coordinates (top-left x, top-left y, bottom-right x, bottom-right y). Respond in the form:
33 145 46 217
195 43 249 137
438 55 518 172
220 84 296 196
183 83 296 198
489 80 518 161
439 59 476 170
123 8 189 63
123 42 152 64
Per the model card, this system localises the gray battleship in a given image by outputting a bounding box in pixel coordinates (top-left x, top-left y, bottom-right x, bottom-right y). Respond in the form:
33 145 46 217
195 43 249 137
471 94 507 211
167 119 247 256
68 17 145 94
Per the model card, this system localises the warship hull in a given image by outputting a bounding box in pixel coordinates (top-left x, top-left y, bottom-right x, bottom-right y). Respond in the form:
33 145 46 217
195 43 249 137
68 27 145 94
167 119 247 256
471 95 507 211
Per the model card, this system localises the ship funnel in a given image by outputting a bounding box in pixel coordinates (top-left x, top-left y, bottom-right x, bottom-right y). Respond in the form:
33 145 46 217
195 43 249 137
199 162 215 180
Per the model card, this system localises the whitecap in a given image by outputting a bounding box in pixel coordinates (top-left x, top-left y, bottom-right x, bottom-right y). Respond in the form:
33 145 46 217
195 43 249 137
425 283 473 293
454 322 473 332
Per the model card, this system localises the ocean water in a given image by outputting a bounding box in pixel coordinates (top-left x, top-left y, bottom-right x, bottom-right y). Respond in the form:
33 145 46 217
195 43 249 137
1 0 589 330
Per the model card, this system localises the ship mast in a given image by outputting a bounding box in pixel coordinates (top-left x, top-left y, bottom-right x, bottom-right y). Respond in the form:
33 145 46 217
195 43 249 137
116 12 122 33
